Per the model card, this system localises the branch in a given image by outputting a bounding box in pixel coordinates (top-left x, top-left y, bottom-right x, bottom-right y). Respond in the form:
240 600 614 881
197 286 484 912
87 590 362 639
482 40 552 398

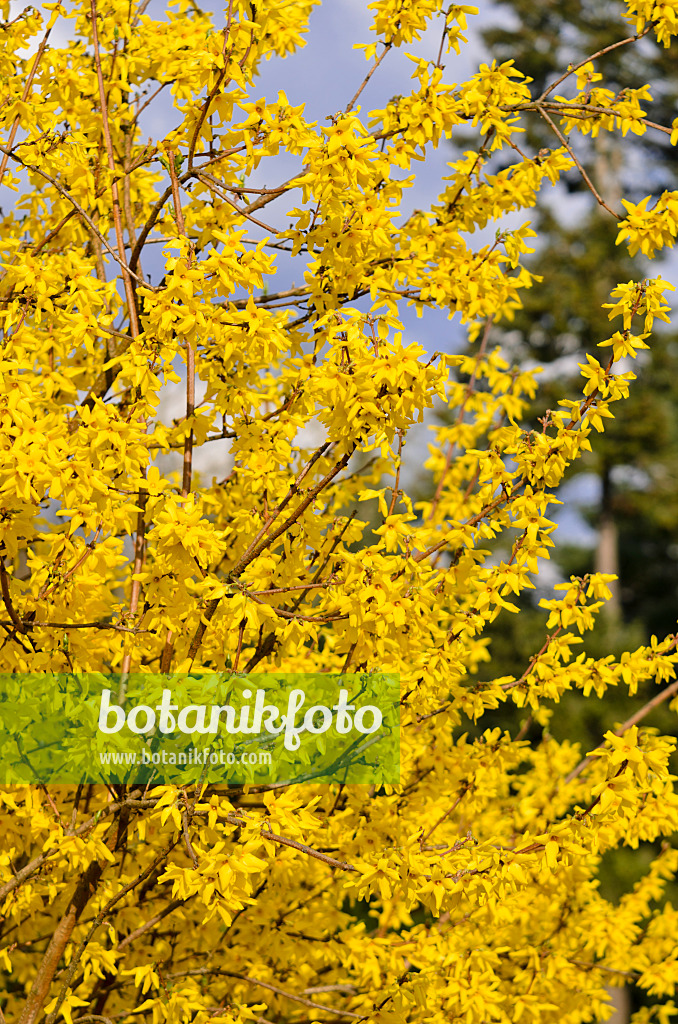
0 556 26 633
38 523 103 601
537 23 654 102
120 489 148 677
160 150 196 673
0 18 55 184
0 146 145 284
346 42 392 113
184 442 343 663
116 897 189 950
44 840 179 1024
170 970 361 1019
536 104 620 218
17 859 107 1024
196 172 281 234
260 825 358 873
90 0 141 336
427 314 493 520
188 0 235 167
565 666 678 784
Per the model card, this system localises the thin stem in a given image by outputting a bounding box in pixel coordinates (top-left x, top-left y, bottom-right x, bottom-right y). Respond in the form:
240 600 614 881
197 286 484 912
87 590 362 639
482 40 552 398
187 0 235 167
0 557 26 633
120 489 148 677
38 524 103 600
89 0 141 336
427 314 493 520
537 105 619 218
0 19 55 183
346 42 392 113
537 24 653 103
387 430 404 516
565 660 678 784
0 146 145 285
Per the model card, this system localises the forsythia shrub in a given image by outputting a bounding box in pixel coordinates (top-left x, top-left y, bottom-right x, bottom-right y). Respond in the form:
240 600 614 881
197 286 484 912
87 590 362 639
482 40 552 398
2 1 678 1022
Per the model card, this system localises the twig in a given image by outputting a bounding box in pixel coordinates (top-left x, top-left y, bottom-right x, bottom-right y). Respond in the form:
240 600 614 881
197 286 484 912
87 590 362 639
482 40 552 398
346 42 392 112
565 668 678 784
196 172 281 234
260 825 358 873
169 970 361 1019
180 788 199 868
230 446 353 577
188 0 235 167
193 438 334 658
0 791 147 903
387 430 404 516
537 24 653 102
38 524 103 600
116 898 188 950
0 556 26 633
0 19 55 184
44 840 179 1024
536 104 620 218
0 620 152 633
120 488 148 677
17 859 108 1024
90 0 141 334
419 784 471 845
0 147 145 285
428 314 493 520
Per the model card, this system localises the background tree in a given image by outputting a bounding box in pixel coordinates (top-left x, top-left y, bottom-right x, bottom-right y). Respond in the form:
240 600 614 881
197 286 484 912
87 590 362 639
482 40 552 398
477 0 678 635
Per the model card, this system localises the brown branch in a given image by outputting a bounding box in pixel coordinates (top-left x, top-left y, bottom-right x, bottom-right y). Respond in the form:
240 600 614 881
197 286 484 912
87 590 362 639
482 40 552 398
90 0 140 336
38 524 103 601
159 153 196 674
169 970 361 1019
0 556 26 633
536 105 620 218
245 590 345 624
565 666 678 784
387 430 404 516
537 23 653 102
188 0 235 167
122 131 144 283
72 1017 114 1024
346 42 392 113
0 791 146 904
419 784 471 845
0 146 145 284
230 446 354 578
196 172 281 233
44 839 179 1024
0 19 55 183
116 898 188 950
120 488 148 677
31 209 77 257
180 789 199 869
0 620 152 633
166 154 195 500
17 859 107 1024
128 183 173 272
260 826 358 873
428 314 493 520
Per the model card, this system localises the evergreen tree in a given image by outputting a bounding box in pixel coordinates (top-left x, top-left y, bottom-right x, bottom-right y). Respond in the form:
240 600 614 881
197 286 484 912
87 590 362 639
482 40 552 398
470 0 678 637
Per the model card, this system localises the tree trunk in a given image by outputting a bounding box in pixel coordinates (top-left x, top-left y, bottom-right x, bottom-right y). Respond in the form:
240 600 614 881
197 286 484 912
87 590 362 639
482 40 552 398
595 466 622 620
